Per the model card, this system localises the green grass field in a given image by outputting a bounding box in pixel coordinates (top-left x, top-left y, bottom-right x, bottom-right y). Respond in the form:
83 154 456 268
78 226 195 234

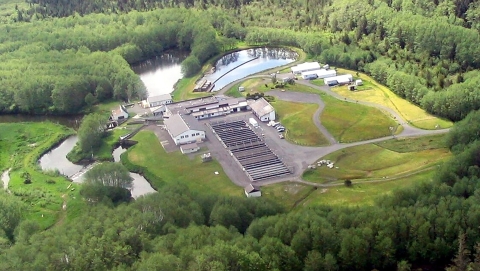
310 79 325 86
320 93 399 142
333 68 453 130
303 135 451 182
306 169 435 206
125 131 240 195
271 100 330 146
265 169 435 207
262 182 317 210
0 122 85 229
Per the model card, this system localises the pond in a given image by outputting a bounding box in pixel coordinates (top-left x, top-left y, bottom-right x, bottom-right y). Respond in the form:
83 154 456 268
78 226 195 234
205 47 298 91
131 48 297 96
131 52 187 97
38 136 156 198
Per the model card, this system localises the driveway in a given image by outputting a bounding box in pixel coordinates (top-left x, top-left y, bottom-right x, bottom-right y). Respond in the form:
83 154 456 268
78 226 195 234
212 74 451 187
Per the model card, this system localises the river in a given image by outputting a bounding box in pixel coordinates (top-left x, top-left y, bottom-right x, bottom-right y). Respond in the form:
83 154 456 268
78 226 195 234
39 135 156 198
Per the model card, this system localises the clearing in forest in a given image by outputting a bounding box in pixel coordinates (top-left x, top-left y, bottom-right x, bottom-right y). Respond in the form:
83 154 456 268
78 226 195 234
302 134 451 183
333 68 453 130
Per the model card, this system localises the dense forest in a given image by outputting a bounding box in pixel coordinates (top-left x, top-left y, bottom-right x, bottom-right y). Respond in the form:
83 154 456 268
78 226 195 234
1 0 480 118
1 0 480 269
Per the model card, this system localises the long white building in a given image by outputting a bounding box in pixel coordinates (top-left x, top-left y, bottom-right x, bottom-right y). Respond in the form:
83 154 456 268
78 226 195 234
291 62 321 75
324 74 353 86
301 69 337 80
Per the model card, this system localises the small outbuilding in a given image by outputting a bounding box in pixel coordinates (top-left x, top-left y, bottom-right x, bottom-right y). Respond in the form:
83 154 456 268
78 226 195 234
110 105 129 121
355 79 363 86
238 86 245 92
147 94 173 108
244 184 262 198
180 143 200 154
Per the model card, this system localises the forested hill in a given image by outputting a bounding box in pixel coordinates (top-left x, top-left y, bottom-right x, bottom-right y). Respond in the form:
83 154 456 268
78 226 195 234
1 0 480 118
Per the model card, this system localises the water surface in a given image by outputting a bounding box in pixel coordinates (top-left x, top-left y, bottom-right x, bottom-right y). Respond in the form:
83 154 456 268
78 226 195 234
131 52 187 97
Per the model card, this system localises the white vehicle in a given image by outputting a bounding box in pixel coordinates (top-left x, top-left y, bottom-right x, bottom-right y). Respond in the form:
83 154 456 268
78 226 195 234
249 117 259 128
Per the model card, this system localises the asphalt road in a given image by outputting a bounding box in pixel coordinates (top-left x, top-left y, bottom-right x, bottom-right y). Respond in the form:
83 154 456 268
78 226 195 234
212 73 450 188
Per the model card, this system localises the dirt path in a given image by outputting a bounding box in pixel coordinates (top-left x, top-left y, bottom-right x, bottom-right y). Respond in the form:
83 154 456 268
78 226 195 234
266 90 337 145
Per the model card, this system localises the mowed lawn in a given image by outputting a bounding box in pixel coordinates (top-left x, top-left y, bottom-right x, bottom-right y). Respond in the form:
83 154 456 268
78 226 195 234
271 100 330 146
303 135 451 182
320 93 398 142
126 131 240 196
333 68 453 130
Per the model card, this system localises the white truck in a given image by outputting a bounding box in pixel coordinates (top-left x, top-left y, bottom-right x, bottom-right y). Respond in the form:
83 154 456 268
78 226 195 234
249 117 259 128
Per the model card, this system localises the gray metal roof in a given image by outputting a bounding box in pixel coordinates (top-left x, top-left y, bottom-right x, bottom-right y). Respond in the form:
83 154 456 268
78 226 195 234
245 184 260 193
111 105 127 118
147 94 172 103
180 143 199 150
164 114 204 137
249 98 274 117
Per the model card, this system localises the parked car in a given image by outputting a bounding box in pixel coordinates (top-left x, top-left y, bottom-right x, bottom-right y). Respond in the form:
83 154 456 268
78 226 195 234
273 123 282 128
276 125 285 131
277 127 285 132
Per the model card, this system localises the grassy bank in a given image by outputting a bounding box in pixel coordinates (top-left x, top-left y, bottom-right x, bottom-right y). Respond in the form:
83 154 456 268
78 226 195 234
333 68 453 129
303 135 451 183
124 131 239 195
271 100 329 146
320 93 399 142
0 122 85 229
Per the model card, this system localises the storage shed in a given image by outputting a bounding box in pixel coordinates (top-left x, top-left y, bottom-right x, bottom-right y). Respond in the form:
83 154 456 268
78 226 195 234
180 143 200 154
147 94 173 108
110 105 129 121
244 184 262 197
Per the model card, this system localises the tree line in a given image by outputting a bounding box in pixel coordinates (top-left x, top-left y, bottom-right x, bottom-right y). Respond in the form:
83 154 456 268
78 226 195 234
3 0 480 119
0 8 224 114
